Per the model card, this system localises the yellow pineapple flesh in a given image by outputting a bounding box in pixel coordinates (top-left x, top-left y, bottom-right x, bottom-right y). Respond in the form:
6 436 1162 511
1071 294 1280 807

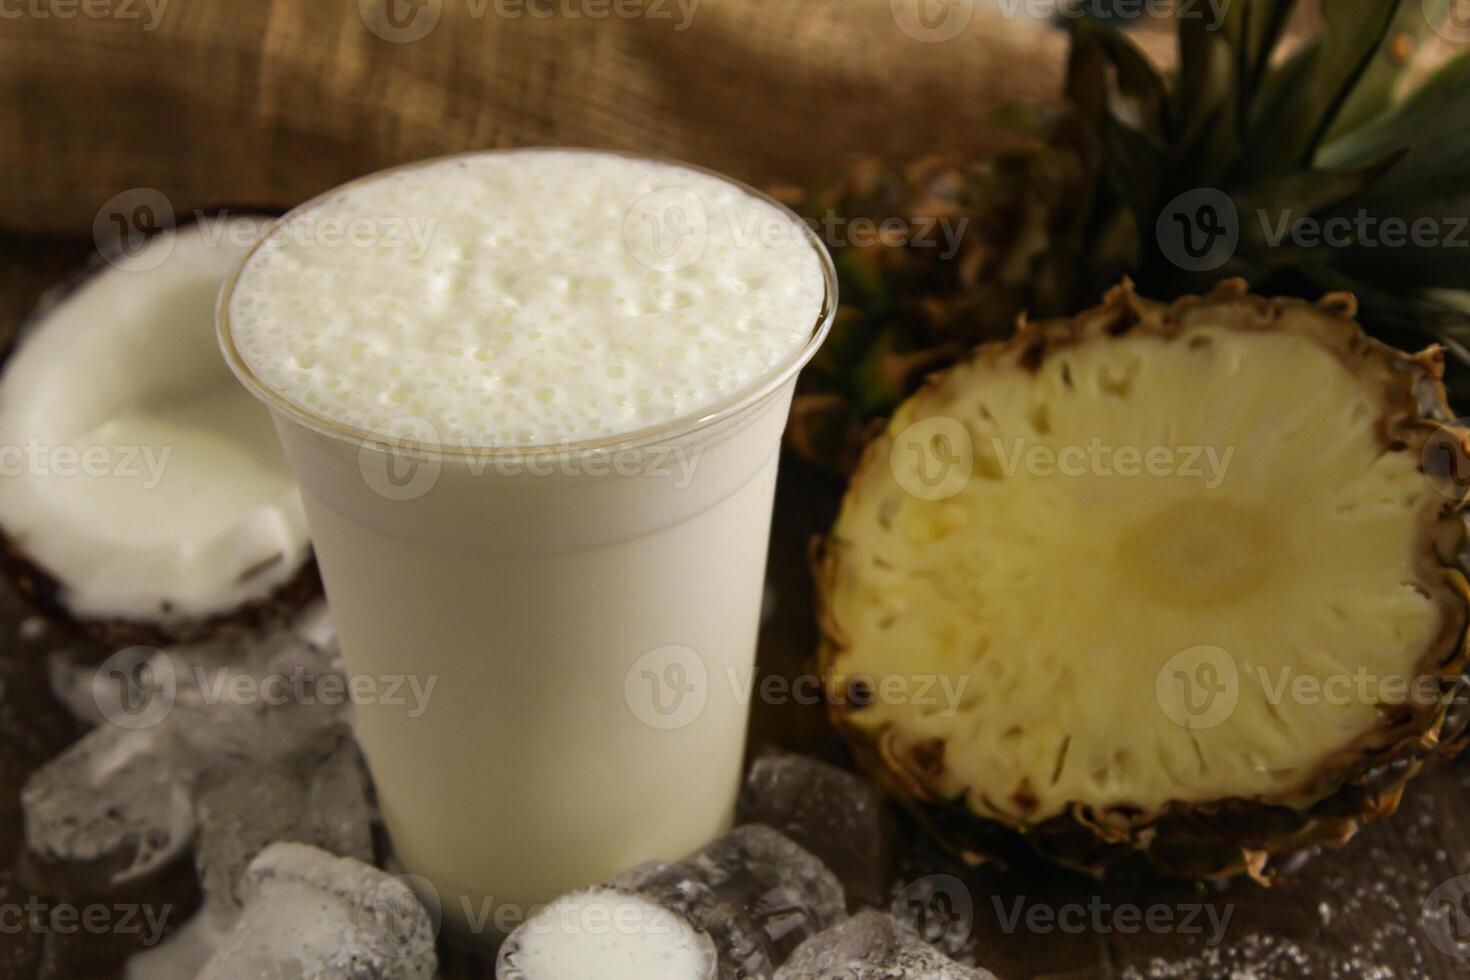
817 282 1470 879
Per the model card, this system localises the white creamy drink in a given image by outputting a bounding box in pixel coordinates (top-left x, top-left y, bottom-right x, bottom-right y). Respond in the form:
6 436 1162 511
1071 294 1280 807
220 150 833 931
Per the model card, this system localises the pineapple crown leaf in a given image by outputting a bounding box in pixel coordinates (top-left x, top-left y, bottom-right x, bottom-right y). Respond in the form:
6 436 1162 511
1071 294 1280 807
1313 53 1470 295
1217 0 1441 173
1234 146 1411 233
1231 0 1297 103
1172 6 1240 158
1280 0 1405 167
1065 18 1167 142
781 0 1470 460
1071 0 1455 190
1067 0 1470 301
1317 48 1470 181
1324 0 1454 138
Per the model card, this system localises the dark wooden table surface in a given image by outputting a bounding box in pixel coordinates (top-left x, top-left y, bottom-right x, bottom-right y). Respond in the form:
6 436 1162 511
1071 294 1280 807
1 234 1467 979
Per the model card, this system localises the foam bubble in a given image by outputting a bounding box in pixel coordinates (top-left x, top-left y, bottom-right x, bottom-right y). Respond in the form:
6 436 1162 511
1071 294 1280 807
228 151 828 447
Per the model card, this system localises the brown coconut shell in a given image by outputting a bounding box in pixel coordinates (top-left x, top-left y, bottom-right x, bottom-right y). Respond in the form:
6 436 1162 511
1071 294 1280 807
0 211 321 648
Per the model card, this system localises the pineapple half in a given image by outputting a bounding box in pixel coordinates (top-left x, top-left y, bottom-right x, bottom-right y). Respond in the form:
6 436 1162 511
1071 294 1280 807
816 281 1470 881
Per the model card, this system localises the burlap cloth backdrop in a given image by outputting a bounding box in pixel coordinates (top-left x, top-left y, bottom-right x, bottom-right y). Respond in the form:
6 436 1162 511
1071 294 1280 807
0 0 1185 237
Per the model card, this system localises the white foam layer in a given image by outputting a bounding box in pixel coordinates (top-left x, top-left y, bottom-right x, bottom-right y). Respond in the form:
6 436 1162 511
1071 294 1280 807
228 150 827 447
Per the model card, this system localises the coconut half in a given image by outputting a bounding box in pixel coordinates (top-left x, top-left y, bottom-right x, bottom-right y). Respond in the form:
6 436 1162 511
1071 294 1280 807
0 217 315 643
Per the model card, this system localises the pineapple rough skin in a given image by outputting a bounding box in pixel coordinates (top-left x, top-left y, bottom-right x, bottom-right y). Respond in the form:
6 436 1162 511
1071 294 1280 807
816 280 1470 883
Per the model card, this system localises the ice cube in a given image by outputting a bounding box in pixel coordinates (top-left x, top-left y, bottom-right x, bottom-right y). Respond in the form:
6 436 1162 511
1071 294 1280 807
774 910 997 980
172 627 347 760
610 862 757 976
0 871 44 976
610 859 676 891
45 623 341 731
46 647 109 727
24 623 352 891
737 751 893 909
21 725 194 885
619 825 845 978
124 912 225 980
0 743 27 855
290 599 339 655
193 725 373 926
197 842 437 980
497 885 719 980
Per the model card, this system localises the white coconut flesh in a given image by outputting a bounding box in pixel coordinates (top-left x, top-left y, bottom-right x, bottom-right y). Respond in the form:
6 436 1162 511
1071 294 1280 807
0 219 309 627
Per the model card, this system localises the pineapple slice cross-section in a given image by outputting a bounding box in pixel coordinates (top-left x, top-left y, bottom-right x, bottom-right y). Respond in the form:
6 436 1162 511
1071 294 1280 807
817 281 1470 880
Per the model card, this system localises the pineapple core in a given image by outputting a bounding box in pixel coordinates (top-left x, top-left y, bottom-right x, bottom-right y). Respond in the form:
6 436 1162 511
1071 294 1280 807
826 324 1442 819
